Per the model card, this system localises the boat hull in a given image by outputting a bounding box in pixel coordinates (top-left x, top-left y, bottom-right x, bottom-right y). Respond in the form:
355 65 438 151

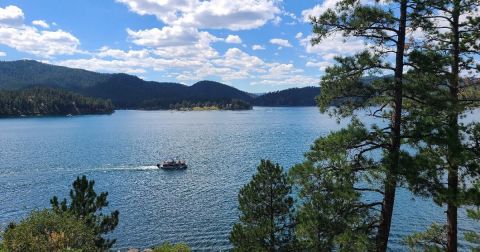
157 164 187 170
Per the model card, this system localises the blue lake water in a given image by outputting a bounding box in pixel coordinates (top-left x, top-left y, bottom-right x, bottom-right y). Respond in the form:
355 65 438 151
0 107 478 251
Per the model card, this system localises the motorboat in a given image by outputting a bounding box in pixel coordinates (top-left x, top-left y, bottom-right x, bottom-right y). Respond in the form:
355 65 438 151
157 159 187 170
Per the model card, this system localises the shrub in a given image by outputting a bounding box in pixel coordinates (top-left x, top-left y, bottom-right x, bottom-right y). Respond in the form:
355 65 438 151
2 210 96 252
152 242 191 252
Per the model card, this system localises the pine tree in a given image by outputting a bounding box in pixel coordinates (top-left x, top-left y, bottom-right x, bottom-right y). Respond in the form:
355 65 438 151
403 1 480 251
289 119 377 251
307 0 420 250
51 175 120 250
230 160 296 251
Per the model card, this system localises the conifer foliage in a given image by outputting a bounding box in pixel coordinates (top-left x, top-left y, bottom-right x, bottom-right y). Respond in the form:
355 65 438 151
230 160 296 251
51 175 120 250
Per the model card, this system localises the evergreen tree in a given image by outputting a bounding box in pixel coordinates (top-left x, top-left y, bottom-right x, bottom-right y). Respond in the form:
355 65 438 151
403 1 480 251
289 120 377 251
230 160 296 251
307 0 420 250
51 175 119 250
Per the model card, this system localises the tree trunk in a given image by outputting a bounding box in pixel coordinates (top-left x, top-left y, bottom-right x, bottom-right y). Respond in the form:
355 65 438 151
447 1 460 251
375 0 407 251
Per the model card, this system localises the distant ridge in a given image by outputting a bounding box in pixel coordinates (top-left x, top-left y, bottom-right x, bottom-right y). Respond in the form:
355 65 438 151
0 60 321 108
254 87 320 106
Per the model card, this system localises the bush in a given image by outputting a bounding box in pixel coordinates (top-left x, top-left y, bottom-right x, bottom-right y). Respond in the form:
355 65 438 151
2 210 96 252
152 242 191 252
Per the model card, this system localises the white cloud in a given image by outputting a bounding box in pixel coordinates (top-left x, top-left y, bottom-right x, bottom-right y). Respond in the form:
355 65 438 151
250 62 317 86
302 0 387 22
252 44 265 50
0 26 80 57
58 58 148 74
269 38 292 48
295 32 303 39
0 51 6 57
213 47 265 71
225 34 242 44
299 33 365 59
272 16 282 25
252 74 317 86
302 0 339 22
0 5 24 26
97 47 149 59
0 5 80 57
117 0 280 31
32 20 49 28
127 26 219 47
59 44 319 88
306 60 331 71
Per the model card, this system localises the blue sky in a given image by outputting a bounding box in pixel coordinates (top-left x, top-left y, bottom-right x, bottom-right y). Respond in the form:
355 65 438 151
0 0 367 92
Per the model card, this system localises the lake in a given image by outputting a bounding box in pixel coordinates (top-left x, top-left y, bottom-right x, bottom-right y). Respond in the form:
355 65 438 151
0 107 478 251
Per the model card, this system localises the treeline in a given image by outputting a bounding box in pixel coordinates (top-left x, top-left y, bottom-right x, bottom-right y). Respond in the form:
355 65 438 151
140 99 252 110
230 0 480 251
0 87 114 116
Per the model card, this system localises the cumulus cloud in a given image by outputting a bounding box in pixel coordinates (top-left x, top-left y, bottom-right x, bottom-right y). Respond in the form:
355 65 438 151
269 38 292 48
0 5 24 26
302 0 387 22
0 27 80 57
295 32 303 39
32 20 49 28
306 60 331 71
0 5 80 57
252 44 265 50
299 33 365 59
117 0 280 31
0 51 6 57
127 26 219 47
302 0 339 22
225 34 242 44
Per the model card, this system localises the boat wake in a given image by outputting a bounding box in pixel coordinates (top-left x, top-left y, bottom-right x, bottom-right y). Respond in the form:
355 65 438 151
94 165 159 172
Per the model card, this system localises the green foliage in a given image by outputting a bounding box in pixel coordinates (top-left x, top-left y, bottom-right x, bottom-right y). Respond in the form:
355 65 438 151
466 207 480 251
0 87 114 116
230 160 296 251
51 176 119 250
404 223 446 252
2 210 96 252
465 182 480 251
152 242 191 252
401 0 480 249
290 119 377 251
140 99 252 110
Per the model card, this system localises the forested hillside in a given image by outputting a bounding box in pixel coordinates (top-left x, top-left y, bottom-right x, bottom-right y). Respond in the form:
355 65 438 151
0 60 324 109
0 87 114 116
254 87 320 106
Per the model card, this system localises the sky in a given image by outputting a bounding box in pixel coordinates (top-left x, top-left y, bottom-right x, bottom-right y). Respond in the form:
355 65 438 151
0 0 368 93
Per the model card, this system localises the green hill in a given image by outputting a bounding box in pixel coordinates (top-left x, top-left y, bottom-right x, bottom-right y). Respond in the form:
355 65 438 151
0 60 325 109
254 87 320 106
0 87 114 116
0 60 109 90
0 60 254 109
